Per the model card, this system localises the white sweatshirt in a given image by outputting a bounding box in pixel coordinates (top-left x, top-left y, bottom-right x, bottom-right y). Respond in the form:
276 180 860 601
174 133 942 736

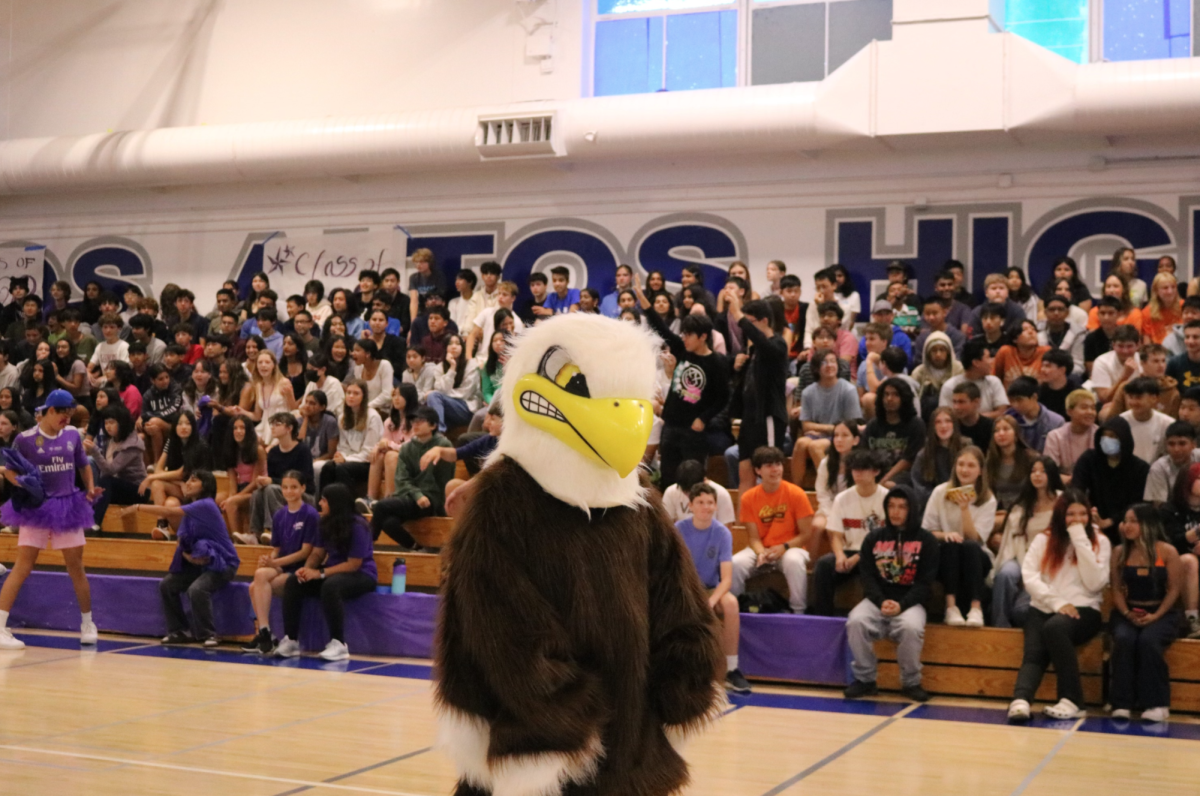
921 482 997 542
1021 524 1111 613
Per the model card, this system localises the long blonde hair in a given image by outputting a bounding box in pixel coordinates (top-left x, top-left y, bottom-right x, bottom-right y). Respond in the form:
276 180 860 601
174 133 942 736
1146 272 1181 321
250 349 283 389
950 445 993 506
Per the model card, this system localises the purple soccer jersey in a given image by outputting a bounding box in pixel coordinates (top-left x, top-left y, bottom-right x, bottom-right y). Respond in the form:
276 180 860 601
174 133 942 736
15 425 87 498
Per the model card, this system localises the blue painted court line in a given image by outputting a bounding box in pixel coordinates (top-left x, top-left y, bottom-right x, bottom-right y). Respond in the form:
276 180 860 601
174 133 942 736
908 703 1079 730
115 643 388 672
359 662 434 680
759 703 919 796
1009 717 1084 796
269 746 433 796
1081 716 1200 741
12 632 145 652
19 631 1200 745
729 690 905 717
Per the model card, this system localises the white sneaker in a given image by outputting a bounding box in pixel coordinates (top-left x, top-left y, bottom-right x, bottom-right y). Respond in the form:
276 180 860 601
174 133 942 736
259 531 272 545
1111 708 1132 720
151 521 174 541
0 628 24 650
1141 706 1170 723
354 498 372 515
275 636 300 658
319 639 349 661
80 620 98 645
965 607 985 627
1044 698 1086 719
0 563 7 576
1007 699 1031 722
232 532 259 545
944 606 966 626
0 525 14 534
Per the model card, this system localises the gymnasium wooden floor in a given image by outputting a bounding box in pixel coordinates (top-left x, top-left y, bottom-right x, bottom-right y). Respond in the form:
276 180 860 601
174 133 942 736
3 630 1200 796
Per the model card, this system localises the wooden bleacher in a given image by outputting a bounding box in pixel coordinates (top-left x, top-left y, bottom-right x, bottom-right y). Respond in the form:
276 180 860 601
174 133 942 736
0 535 443 589
16 467 1200 713
876 626 1105 704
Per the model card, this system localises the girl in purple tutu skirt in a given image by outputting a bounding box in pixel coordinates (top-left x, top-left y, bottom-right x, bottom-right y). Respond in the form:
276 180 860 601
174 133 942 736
0 390 102 650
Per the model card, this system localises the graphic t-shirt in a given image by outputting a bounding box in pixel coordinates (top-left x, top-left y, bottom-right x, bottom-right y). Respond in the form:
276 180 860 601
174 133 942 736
675 517 733 589
739 481 814 549
271 503 321 563
870 535 927 587
827 486 888 551
15 424 87 498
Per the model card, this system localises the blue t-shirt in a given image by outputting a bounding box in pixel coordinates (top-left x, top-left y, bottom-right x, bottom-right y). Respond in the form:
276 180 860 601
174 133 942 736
321 516 377 580
271 502 321 566
675 517 733 590
543 289 581 315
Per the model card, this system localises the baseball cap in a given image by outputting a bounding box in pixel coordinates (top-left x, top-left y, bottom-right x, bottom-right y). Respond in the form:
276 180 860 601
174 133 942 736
871 299 894 314
37 389 76 413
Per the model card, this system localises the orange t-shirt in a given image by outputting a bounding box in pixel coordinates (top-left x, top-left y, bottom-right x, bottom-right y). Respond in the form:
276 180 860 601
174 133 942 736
1141 303 1182 345
1087 305 1142 334
739 481 814 548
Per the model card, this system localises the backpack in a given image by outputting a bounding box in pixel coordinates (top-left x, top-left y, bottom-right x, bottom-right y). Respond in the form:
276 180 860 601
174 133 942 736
737 589 792 614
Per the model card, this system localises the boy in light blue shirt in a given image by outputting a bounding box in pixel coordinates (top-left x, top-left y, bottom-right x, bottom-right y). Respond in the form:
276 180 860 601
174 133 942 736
675 483 749 694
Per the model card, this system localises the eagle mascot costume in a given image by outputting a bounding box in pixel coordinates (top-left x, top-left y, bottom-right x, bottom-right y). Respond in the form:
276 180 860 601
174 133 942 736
435 312 726 796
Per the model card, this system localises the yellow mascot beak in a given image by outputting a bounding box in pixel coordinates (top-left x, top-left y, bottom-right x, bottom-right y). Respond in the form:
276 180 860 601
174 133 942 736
513 373 653 478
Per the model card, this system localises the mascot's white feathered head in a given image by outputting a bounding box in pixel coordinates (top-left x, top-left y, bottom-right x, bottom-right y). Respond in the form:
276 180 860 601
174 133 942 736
491 313 660 512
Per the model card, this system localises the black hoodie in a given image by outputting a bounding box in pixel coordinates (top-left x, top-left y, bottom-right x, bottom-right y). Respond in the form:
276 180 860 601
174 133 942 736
1071 416 1149 545
858 485 940 611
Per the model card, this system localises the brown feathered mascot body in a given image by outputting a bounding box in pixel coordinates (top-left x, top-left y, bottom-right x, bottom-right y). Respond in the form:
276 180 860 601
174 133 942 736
435 313 725 796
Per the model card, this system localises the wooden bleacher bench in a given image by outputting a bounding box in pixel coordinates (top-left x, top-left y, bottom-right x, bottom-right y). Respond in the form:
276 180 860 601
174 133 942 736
875 626 1104 704
377 516 455 550
1165 639 1200 712
0 535 442 589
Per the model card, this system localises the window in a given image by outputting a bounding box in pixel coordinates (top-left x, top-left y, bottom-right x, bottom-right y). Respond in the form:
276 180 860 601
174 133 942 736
593 2 738 96
751 0 892 84
1103 0 1191 61
591 0 893 96
1005 0 1195 64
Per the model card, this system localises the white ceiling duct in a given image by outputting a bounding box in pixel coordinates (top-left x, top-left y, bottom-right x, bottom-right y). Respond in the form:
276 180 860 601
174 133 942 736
0 22 1198 195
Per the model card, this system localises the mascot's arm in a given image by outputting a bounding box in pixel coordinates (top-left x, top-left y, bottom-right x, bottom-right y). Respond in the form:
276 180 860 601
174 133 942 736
645 504 726 748
437 502 606 796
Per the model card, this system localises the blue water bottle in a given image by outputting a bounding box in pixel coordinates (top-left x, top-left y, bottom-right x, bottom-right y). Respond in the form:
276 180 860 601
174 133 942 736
391 558 407 594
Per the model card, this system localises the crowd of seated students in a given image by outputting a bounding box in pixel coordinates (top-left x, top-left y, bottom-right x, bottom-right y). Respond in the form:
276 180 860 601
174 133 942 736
644 250 1200 714
7 249 1200 692
0 250 509 552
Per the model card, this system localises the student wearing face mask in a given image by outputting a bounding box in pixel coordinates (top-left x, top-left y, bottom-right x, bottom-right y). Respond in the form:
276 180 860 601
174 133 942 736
1070 417 1150 547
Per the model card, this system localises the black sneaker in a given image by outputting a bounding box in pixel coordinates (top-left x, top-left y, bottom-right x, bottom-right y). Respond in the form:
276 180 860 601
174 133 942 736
241 628 270 654
901 684 931 703
843 680 878 699
724 669 752 694
161 631 195 645
256 629 276 655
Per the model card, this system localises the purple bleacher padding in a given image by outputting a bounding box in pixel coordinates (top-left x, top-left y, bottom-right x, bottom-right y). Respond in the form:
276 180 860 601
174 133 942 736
7 572 438 658
8 572 847 683
738 613 851 686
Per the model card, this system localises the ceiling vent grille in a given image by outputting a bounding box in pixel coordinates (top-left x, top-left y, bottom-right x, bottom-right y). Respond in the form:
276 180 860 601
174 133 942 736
476 112 564 159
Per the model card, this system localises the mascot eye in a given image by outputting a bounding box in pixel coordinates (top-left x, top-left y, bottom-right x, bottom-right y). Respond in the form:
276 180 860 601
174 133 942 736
538 346 591 399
